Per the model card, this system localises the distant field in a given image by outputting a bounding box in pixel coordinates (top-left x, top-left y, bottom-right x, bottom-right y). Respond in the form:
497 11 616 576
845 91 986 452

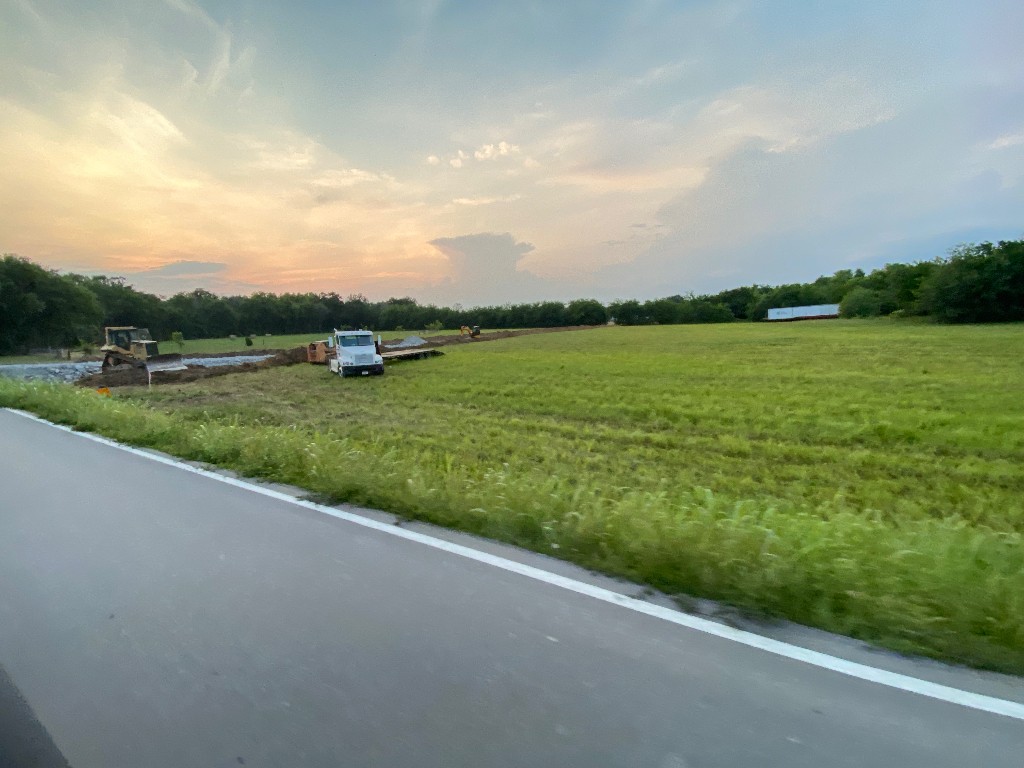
0 353 69 365
152 329 466 355
172 333 316 354
0 329 465 362
3 319 1023 673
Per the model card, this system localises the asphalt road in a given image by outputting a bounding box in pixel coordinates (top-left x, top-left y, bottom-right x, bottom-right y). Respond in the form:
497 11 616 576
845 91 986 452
0 409 1021 767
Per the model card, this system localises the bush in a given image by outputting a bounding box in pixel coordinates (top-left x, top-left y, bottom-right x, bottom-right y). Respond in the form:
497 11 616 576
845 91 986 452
840 287 882 318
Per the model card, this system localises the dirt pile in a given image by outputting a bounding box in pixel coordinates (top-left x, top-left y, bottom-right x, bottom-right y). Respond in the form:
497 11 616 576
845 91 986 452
76 346 308 388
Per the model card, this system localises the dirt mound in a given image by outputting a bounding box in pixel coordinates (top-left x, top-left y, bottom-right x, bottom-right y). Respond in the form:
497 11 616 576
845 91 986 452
388 335 429 349
76 346 309 388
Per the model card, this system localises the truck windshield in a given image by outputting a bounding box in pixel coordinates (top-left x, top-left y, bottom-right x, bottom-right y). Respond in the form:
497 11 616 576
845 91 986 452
338 336 373 347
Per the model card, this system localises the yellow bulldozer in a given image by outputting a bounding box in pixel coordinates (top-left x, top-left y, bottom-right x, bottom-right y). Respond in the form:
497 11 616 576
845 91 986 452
100 327 185 371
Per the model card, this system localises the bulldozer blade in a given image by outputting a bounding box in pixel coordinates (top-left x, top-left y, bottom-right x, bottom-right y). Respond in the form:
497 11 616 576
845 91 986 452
145 354 188 373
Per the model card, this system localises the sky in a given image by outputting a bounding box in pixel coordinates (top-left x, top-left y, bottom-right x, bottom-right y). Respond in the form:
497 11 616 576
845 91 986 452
1 0 1022 305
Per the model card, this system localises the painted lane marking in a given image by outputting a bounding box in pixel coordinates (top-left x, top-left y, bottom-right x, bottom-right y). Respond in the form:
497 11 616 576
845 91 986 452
8 408 1024 721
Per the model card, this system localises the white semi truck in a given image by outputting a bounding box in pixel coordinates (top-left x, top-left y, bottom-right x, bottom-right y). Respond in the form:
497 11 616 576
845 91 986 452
328 330 384 377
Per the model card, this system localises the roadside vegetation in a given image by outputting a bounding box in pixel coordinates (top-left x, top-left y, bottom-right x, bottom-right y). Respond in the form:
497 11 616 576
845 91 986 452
3 319 1022 674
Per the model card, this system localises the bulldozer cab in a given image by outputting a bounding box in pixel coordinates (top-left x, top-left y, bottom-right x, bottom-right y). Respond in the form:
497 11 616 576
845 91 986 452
101 327 162 364
104 326 153 351
99 326 184 372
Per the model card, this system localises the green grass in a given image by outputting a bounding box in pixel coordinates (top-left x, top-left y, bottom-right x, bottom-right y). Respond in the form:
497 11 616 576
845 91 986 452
163 329 463 355
0 353 68 365
3 319 1023 674
0 329 464 362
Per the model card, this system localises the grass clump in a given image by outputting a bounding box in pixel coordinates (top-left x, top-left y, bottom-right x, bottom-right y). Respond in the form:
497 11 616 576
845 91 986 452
3 319 1023 674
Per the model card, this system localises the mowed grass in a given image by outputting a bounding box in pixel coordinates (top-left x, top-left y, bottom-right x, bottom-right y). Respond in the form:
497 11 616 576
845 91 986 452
3 320 1023 673
158 331 415 354
0 329 464 362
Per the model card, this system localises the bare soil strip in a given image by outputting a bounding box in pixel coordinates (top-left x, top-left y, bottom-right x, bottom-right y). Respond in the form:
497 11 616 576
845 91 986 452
77 325 604 387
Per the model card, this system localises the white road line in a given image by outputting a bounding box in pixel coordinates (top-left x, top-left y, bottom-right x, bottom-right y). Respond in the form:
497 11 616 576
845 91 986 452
8 407 1024 721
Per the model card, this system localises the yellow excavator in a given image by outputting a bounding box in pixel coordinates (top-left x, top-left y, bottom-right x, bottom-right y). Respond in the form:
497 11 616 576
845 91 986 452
100 327 185 371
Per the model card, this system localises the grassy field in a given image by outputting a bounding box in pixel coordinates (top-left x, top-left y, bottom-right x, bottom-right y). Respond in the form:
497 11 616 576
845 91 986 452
0 353 74 365
169 329 466 355
3 319 1023 673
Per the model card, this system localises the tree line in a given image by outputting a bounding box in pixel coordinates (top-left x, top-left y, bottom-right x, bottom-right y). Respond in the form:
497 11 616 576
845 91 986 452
1 238 1021 354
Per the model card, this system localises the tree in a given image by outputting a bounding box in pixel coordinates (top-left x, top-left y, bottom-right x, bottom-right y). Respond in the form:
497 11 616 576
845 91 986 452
839 287 882 318
566 298 607 325
608 299 644 325
640 298 672 324
918 240 1024 323
710 286 765 320
0 255 103 353
71 275 167 336
680 300 734 324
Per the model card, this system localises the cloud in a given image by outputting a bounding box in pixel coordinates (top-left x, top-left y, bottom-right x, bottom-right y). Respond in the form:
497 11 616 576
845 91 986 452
10 0 46 28
426 232 551 304
428 142 521 170
596 88 1024 299
452 194 521 206
106 260 263 297
989 132 1024 150
159 0 255 100
3 0 1024 306
474 141 520 160
445 149 469 168
138 260 227 277
239 133 318 171
162 0 219 31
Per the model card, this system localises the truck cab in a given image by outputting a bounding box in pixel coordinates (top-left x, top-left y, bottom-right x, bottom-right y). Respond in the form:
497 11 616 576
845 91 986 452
328 330 384 377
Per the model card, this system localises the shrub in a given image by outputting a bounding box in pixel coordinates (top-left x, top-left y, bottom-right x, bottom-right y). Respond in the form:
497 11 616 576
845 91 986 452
840 287 882 318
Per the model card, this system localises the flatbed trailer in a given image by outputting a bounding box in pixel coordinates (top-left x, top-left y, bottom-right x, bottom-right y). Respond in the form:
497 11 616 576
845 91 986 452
380 348 443 362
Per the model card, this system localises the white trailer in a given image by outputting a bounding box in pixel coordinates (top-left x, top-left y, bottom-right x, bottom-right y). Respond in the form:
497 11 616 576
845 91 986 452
328 330 384 377
766 304 840 321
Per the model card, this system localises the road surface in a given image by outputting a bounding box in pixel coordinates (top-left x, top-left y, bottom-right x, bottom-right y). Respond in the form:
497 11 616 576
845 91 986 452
0 408 1021 767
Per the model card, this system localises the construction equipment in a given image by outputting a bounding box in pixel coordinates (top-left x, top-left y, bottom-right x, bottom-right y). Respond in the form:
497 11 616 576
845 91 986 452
100 327 185 371
327 330 384 377
306 340 332 364
459 325 481 337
